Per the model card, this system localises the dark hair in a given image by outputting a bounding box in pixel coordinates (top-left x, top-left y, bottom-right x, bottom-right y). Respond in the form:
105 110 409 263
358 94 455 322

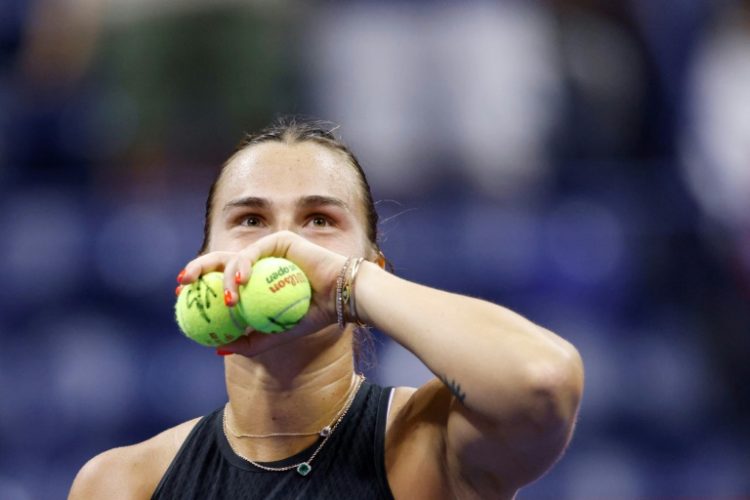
199 116 379 254
200 116 380 370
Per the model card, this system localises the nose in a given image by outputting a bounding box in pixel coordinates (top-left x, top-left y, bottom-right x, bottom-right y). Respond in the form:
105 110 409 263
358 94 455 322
271 214 299 235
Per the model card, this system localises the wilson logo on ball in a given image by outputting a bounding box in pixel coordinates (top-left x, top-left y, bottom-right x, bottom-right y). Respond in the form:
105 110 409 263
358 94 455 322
269 272 309 293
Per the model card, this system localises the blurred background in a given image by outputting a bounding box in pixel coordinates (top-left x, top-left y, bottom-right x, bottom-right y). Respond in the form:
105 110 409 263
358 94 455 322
1 0 749 498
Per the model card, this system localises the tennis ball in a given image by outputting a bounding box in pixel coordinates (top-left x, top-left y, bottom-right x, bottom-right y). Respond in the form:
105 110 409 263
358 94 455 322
238 257 312 334
175 272 247 346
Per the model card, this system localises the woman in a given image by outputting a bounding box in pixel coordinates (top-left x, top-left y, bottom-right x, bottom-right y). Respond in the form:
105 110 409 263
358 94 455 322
70 118 584 499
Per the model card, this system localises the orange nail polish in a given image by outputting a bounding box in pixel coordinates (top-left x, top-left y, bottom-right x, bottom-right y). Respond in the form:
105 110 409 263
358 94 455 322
177 269 186 283
175 285 183 296
224 289 233 306
234 271 242 284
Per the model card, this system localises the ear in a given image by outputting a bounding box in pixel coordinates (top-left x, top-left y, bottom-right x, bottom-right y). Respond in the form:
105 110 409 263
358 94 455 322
375 250 387 269
365 245 385 267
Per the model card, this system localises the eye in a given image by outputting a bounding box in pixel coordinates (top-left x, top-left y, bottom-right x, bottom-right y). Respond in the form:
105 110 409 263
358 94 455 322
309 215 332 228
240 215 264 227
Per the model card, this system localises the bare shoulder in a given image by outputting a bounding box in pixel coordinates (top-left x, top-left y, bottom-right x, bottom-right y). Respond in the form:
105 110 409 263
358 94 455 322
68 417 201 500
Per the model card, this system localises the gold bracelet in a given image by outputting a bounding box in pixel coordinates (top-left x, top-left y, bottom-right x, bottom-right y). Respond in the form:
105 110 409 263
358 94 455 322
346 258 365 324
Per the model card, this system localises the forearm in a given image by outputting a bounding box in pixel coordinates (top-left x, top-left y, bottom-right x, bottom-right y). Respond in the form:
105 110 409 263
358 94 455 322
355 261 583 425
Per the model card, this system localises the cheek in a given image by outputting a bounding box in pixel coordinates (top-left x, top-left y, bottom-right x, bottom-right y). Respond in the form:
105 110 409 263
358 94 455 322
356 224 377 259
205 217 240 253
350 231 376 260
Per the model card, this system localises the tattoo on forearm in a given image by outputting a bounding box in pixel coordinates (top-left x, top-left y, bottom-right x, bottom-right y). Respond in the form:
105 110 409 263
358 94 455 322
438 373 467 404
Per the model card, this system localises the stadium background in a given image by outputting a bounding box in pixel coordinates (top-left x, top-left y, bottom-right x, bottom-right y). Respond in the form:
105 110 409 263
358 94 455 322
1 0 749 497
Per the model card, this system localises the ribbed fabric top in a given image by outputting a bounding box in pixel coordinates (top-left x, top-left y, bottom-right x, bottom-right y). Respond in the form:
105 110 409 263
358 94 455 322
152 381 394 499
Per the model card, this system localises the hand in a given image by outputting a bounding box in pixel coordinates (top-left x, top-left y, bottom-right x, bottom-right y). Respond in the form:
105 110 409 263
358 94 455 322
178 231 349 356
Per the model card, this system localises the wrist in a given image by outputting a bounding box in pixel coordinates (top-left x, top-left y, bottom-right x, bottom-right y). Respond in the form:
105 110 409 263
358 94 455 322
348 260 382 326
334 256 374 328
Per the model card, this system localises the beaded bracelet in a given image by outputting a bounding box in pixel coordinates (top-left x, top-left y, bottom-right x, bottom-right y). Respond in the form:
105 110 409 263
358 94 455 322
336 257 353 329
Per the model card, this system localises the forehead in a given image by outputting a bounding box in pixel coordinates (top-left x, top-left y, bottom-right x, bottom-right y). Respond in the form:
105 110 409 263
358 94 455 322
217 141 361 208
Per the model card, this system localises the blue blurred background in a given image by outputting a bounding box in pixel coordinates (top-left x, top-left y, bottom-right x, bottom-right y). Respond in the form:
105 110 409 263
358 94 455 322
1 0 749 498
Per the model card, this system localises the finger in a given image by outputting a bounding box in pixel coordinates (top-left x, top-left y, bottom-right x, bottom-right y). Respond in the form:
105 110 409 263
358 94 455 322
217 326 257 356
181 251 235 284
224 249 265 306
229 257 253 307
222 256 241 305
217 232 294 297
215 323 308 358
236 258 252 285
242 230 296 264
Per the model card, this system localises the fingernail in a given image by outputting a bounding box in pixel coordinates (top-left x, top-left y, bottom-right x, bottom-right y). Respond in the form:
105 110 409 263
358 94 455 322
175 285 183 296
216 348 232 356
224 289 233 306
234 271 242 284
177 269 186 283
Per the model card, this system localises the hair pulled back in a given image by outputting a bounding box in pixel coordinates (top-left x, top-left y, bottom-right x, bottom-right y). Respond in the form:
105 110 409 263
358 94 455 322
199 116 379 255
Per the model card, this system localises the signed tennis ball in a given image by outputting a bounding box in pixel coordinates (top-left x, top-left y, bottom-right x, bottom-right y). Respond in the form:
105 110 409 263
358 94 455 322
238 257 312 334
175 272 247 346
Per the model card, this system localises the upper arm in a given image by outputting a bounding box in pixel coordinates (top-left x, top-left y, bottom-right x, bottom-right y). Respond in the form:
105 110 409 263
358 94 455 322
444 393 578 495
387 350 583 498
444 346 584 495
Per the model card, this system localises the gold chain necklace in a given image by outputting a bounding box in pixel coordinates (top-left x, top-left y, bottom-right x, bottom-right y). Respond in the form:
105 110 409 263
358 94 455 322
222 374 365 476
225 373 360 439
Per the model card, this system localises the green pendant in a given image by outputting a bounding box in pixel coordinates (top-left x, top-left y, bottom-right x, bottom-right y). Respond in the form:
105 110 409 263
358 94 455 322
296 462 312 476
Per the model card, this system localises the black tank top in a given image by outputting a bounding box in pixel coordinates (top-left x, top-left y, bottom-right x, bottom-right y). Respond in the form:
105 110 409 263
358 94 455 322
152 381 395 499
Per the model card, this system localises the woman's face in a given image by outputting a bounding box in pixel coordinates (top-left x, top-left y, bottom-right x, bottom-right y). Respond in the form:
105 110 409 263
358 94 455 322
208 141 373 259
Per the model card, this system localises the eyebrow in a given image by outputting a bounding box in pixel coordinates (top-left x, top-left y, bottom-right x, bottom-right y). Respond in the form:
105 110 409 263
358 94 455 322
298 195 349 211
223 196 269 213
223 195 349 213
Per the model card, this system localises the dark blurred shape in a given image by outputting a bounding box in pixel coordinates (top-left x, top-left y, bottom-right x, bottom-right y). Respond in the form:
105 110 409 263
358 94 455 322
551 0 650 159
96 5 302 166
2 0 102 187
0 0 29 73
